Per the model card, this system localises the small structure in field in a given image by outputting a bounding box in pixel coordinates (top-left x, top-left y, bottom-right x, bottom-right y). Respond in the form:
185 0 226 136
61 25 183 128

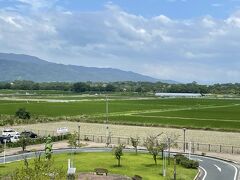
155 93 202 97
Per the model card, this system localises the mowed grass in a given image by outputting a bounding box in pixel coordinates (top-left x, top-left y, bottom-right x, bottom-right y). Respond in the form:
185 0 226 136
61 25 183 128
0 152 197 180
0 97 239 131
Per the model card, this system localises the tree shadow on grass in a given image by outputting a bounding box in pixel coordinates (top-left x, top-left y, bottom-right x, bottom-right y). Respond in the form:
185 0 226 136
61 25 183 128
143 164 158 168
110 165 123 168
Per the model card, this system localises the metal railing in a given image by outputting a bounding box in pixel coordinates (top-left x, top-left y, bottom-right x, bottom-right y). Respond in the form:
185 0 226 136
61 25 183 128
2 128 240 155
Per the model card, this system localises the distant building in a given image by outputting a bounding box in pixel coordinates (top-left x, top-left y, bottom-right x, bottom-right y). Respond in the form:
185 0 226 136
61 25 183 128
155 93 202 97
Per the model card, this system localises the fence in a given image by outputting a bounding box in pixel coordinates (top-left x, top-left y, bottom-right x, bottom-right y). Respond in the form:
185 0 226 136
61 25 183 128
80 133 240 155
1 128 240 155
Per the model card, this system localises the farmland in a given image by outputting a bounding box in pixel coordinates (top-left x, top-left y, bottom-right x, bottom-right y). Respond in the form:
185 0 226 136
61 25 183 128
0 92 239 132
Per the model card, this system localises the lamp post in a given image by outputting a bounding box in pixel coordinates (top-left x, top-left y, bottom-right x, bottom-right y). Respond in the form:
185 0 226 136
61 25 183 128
163 150 166 176
78 125 80 147
3 139 6 164
168 137 171 165
173 155 177 180
105 96 110 146
183 128 187 153
162 134 168 176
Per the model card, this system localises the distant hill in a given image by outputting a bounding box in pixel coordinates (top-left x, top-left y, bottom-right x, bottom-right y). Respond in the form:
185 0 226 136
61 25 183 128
0 53 177 83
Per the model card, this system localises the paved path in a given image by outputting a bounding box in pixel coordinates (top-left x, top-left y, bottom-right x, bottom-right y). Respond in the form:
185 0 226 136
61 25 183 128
191 155 239 180
0 147 239 180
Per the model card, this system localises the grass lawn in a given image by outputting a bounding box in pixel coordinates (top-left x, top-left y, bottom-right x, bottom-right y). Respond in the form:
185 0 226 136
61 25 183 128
0 152 197 180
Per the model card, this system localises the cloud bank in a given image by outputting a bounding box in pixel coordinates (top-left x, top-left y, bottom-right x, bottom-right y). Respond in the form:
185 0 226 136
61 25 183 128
0 1 240 84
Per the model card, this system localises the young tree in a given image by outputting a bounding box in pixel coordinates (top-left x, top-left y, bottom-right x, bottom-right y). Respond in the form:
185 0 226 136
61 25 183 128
19 136 29 152
15 108 31 119
144 134 165 165
45 136 53 160
68 132 78 149
130 137 140 154
12 154 64 179
161 133 179 165
113 144 124 167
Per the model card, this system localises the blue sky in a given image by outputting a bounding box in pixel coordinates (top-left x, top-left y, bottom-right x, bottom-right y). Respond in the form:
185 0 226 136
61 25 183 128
0 0 240 84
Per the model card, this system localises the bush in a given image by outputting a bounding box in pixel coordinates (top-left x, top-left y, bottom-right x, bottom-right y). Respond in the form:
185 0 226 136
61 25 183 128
175 153 199 169
15 108 31 119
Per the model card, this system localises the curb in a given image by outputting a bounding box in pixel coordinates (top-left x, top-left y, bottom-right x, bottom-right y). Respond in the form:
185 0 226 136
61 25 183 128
193 168 201 180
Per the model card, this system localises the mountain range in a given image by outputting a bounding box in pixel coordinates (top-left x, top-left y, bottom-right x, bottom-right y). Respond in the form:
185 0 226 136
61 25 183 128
0 53 176 83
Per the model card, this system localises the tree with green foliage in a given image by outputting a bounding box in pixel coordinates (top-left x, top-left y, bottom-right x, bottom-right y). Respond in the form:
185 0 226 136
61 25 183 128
113 144 124 167
15 108 31 119
105 84 116 92
45 136 53 160
19 136 29 152
12 154 64 179
72 82 90 93
144 134 165 165
68 132 78 149
130 137 140 154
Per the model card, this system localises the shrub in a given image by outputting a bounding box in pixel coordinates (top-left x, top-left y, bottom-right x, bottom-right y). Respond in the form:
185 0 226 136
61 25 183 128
175 153 199 169
15 108 31 119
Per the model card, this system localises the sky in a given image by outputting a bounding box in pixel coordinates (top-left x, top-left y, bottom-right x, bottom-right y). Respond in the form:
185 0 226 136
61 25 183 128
0 0 240 84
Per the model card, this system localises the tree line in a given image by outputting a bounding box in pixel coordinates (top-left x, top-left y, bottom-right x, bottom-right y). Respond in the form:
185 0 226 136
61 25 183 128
0 80 239 94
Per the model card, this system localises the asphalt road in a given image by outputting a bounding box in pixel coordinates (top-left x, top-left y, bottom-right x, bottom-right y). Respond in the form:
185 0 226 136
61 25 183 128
191 154 239 180
0 147 239 180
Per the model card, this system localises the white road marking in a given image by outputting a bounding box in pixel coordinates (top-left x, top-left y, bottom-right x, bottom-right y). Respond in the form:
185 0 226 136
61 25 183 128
214 164 222 172
199 166 207 180
196 155 238 180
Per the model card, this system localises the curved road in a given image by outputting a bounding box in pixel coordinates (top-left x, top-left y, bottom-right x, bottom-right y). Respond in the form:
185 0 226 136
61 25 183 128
191 155 238 180
0 147 239 180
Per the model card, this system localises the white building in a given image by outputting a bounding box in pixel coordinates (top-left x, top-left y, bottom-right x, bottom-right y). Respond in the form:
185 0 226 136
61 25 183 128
155 93 202 97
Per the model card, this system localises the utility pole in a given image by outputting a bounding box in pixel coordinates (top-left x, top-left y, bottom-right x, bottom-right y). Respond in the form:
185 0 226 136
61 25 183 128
105 96 110 146
106 95 109 123
78 125 80 147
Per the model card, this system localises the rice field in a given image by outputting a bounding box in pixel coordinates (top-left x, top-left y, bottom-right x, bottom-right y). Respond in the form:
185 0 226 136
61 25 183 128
0 93 239 131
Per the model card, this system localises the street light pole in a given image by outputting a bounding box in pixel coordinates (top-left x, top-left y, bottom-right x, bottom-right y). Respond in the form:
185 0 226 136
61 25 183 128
3 139 6 164
105 96 110 146
183 128 187 153
173 156 177 180
168 137 171 165
163 150 166 176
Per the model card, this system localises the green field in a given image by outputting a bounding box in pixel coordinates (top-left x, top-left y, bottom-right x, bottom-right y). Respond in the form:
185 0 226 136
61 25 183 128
0 152 197 180
0 95 239 131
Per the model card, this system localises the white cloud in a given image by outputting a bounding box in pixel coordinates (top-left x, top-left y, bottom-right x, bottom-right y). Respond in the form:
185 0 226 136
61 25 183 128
0 3 239 83
211 3 223 7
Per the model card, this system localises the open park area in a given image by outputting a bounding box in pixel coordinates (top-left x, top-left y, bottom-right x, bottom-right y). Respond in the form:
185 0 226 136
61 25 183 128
0 152 197 179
